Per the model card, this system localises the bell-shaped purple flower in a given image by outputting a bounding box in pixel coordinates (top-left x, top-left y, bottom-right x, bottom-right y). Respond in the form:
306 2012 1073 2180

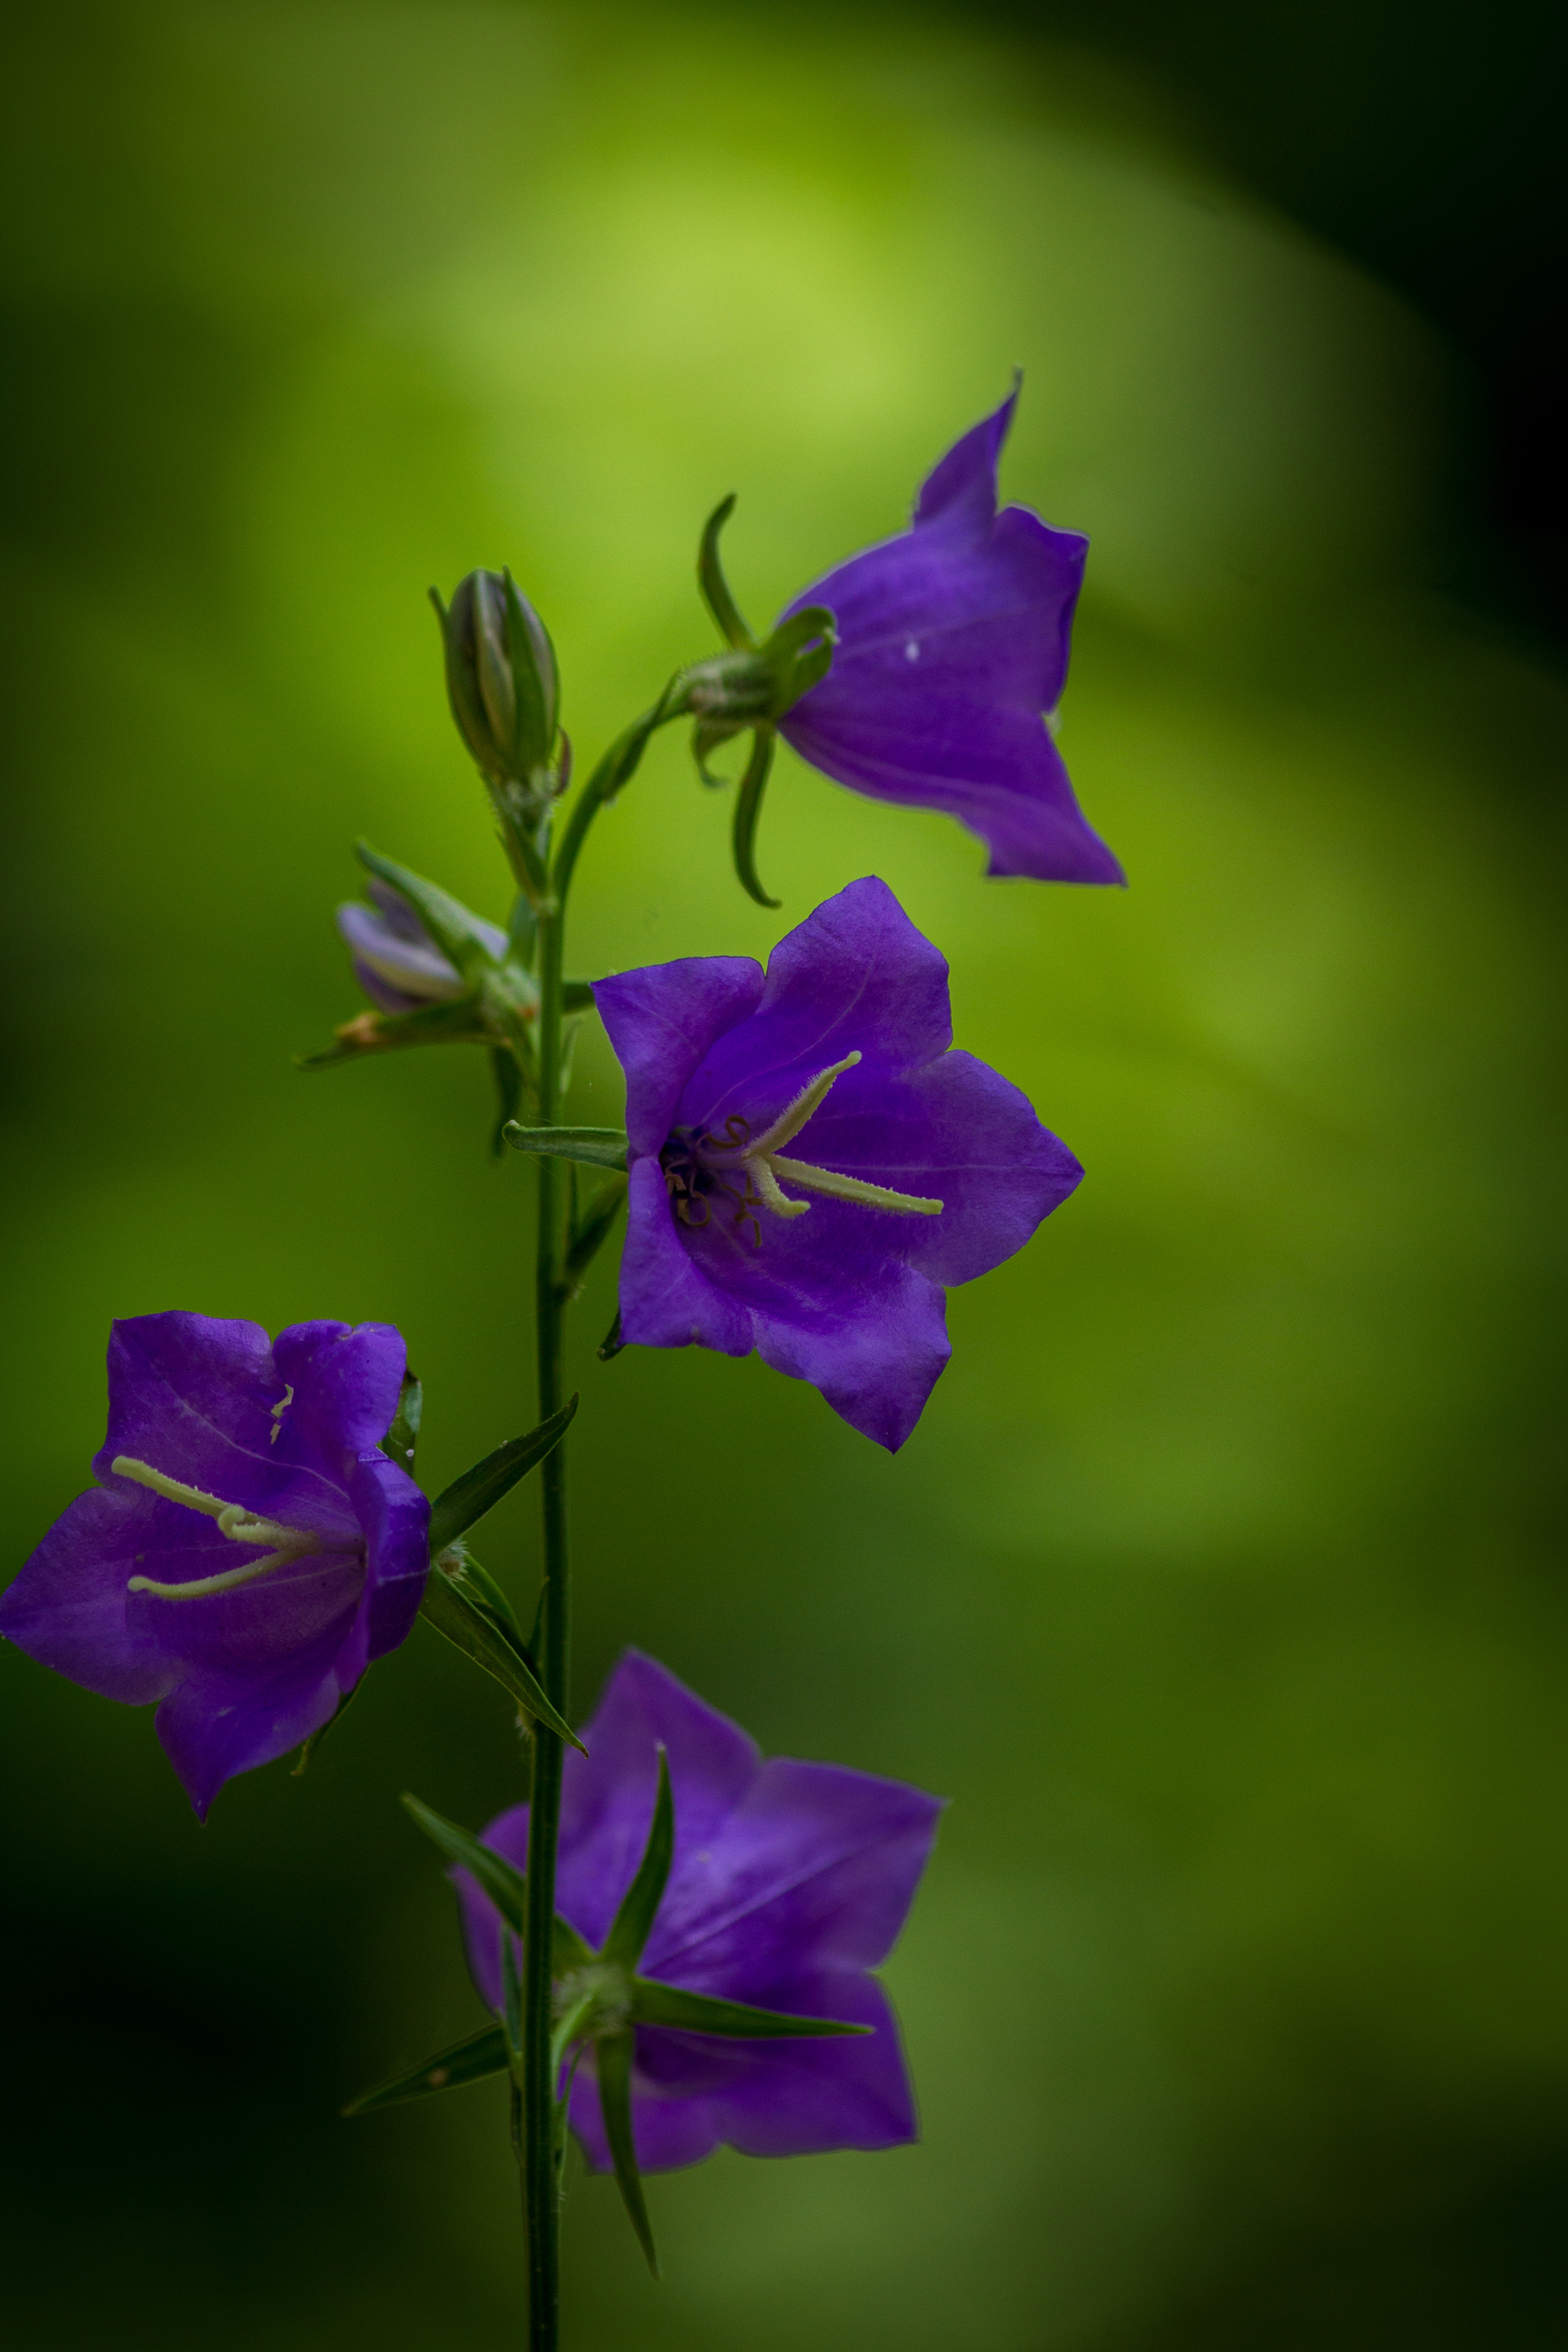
593 875 1082 1450
776 389 1123 886
0 1312 430 1817
338 877 508 1014
457 1650 942 2172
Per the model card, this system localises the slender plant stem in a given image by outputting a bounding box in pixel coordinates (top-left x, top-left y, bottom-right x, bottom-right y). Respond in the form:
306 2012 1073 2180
522 886 569 2351
515 695 683 2345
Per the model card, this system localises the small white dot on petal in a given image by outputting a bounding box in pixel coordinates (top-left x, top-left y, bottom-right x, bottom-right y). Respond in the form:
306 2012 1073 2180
904 639 920 662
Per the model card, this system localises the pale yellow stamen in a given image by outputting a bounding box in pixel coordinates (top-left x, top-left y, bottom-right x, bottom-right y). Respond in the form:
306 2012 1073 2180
113 1454 360 1602
718 1050 945 1223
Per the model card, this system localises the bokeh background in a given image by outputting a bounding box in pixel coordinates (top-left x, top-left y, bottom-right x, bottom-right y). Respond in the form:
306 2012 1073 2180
3 4 1565 2345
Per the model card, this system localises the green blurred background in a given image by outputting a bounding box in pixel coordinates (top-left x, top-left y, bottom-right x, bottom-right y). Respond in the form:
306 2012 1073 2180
3 4 1565 2345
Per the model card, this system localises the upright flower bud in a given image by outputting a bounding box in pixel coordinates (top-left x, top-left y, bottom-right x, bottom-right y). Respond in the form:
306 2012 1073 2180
434 569 559 793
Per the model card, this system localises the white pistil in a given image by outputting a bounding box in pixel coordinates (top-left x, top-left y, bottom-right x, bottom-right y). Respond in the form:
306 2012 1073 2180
718 1050 945 1223
113 1454 360 1601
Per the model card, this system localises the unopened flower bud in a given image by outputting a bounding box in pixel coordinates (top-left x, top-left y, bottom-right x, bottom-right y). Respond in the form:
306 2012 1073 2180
434 569 559 790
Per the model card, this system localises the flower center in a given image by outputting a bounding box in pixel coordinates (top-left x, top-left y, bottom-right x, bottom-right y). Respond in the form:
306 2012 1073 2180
113 1456 363 1601
659 1050 943 1249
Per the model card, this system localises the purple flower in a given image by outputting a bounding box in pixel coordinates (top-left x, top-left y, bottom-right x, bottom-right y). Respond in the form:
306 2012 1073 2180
338 877 508 1014
457 1650 942 2172
0 1312 430 1818
776 389 1123 886
593 874 1082 1450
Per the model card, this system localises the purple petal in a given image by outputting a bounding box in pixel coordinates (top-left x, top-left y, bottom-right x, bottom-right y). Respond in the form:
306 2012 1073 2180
777 394 1123 885
271 1321 409 1482
348 1448 430 1666
677 877 952 1139
912 383 1020 539
593 957 763 1158
750 1259 952 1451
617 1158 753 1355
153 1619 354 1821
349 956 425 1016
795 1050 1083 1288
0 1485 180 1705
338 902 467 1005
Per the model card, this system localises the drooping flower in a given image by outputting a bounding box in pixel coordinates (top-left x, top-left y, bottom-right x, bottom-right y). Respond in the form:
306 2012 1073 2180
0 1312 430 1817
593 874 1082 1450
456 1649 942 2173
776 387 1123 886
338 876 508 1014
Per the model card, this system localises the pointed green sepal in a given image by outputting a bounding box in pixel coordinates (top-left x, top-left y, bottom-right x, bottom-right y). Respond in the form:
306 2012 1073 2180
427 1397 578 1553
564 1177 627 1294
629 1979 871 2038
403 1794 531 1932
598 1309 626 1362
381 1372 423 1474
343 2022 510 2115
596 2030 659 2277
602 1749 674 1968
354 842 505 985
697 493 756 650
732 730 780 909
291 1667 369 1776
418 1563 585 1749
503 1125 629 1171
401 1798 595 1982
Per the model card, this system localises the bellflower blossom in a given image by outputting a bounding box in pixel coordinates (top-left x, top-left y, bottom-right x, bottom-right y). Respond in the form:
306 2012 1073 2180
593 875 1082 1449
458 1650 942 2172
338 877 508 1014
776 388 1123 886
0 1312 430 1817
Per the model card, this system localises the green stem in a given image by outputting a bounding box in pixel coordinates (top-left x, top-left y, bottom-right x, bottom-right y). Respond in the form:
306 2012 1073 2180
515 691 685 2344
522 887 569 2351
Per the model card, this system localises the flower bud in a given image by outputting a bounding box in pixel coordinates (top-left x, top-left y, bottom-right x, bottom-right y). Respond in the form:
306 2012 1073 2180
435 569 559 789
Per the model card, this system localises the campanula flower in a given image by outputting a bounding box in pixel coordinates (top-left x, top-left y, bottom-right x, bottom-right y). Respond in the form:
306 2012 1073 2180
776 388 1123 885
457 1650 942 2172
593 875 1082 1449
0 1313 430 1817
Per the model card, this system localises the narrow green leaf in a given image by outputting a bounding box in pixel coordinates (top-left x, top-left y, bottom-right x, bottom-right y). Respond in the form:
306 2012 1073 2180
381 1371 423 1475
354 841 503 983
489 1045 524 1158
597 1309 626 1363
428 1397 578 1553
697 493 756 651
442 1547 527 1647
732 729 780 909
291 1669 369 1777
564 1176 627 1292
596 2032 659 2278
417 1570 586 1750
503 1124 629 1171
298 993 491 1067
630 1979 871 2038
602 1750 674 1969
344 2023 509 2115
